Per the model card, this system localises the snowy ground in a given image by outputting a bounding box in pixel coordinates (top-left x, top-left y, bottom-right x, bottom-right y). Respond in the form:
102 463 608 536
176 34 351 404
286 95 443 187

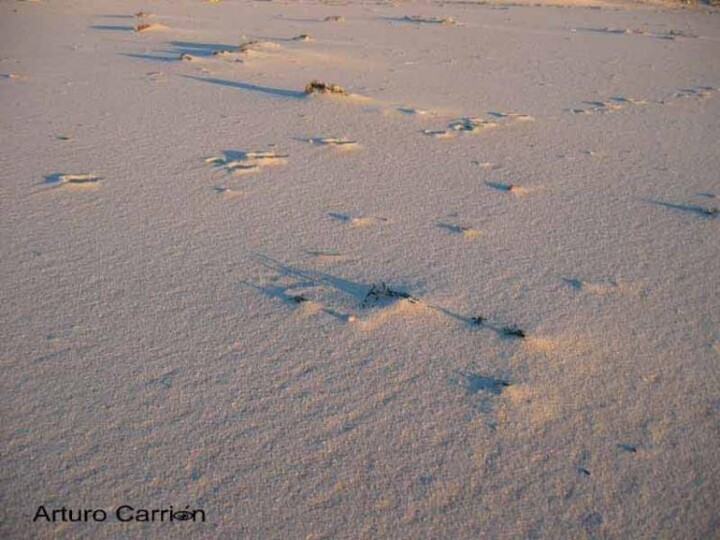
1 0 719 538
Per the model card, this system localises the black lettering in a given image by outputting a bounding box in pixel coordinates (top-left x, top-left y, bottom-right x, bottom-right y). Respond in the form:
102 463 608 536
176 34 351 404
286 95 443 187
67 509 81 522
116 505 134 522
33 506 51 522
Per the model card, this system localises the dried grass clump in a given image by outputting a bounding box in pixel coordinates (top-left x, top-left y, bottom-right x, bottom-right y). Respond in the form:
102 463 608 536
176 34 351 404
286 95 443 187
238 40 261 53
311 137 358 147
502 325 526 338
362 282 418 307
449 117 498 133
677 0 720 5
243 151 289 160
51 174 102 185
134 23 165 32
404 15 456 25
237 39 280 55
304 80 347 96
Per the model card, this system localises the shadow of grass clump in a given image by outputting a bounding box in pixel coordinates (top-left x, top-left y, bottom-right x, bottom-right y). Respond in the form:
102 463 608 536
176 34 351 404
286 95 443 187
183 76 307 99
650 199 718 218
453 371 512 395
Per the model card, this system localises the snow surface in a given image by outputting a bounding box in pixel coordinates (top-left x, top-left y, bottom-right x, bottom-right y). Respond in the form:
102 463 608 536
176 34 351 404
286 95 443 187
1 0 719 538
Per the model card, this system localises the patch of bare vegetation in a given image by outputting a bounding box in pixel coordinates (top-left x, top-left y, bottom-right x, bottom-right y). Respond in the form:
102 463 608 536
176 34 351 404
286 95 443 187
404 15 456 25
133 23 165 32
304 80 347 96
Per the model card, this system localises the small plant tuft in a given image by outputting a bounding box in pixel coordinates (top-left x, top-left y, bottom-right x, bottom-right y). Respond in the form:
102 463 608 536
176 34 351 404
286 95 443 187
304 80 347 96
363 282 417 307
502 326 526 338
238 40 259 53
404 15 456 25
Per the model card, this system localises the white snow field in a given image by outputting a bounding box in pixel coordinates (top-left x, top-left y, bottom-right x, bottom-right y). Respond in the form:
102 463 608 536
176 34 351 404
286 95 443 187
1 0 719 538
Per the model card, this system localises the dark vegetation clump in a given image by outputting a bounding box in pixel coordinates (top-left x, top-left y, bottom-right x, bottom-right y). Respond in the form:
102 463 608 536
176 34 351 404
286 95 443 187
304 80 347 96
679 0 720 6
363 282 418 307
502 325 526 338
